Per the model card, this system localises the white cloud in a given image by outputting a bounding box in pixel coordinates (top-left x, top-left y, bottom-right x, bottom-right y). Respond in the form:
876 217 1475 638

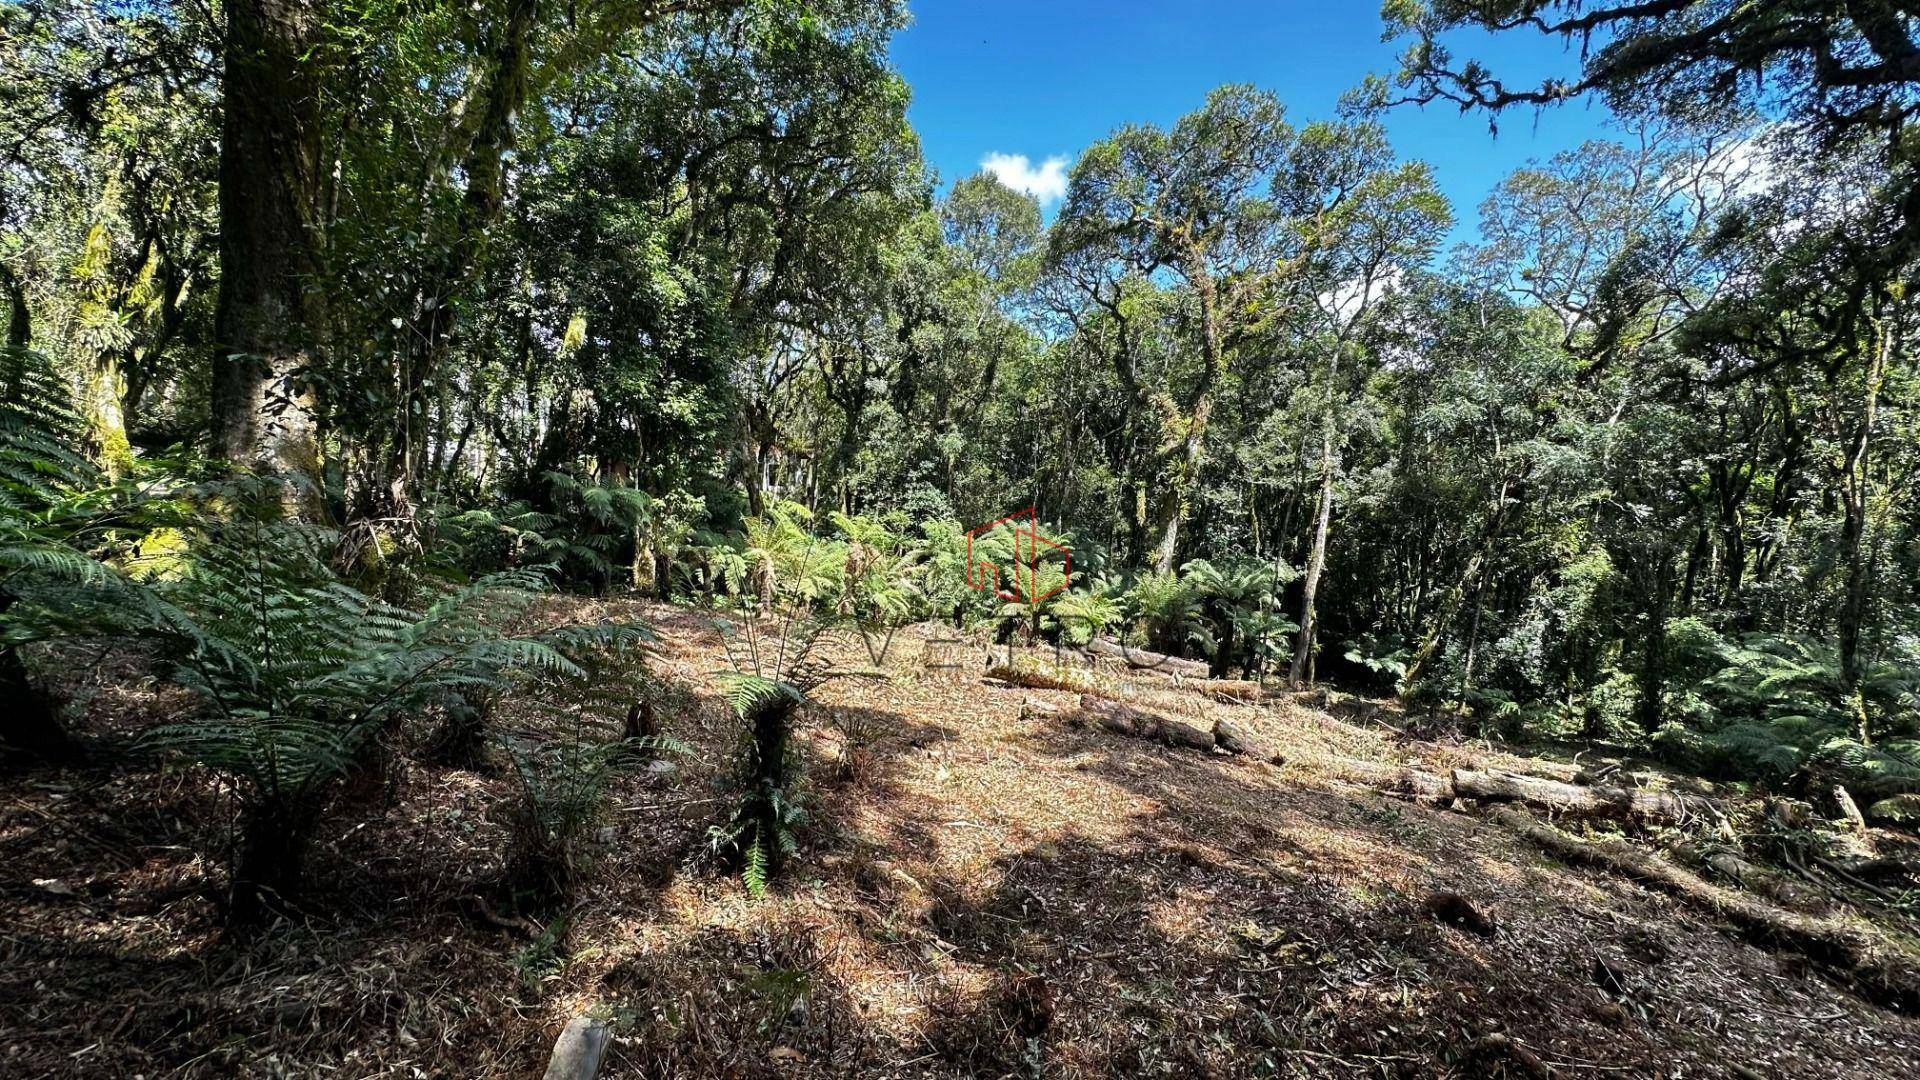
981 152 1070 204
1318 266 1404 326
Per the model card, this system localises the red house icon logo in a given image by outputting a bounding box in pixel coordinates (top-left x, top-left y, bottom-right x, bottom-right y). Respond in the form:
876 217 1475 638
966 508 1071 603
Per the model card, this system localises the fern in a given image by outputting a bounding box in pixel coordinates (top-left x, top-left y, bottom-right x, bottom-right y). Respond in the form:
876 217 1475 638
498 652 657 911
742 833 770 897
706 608 864 893
1125 570 1205 654
0 346 162 757
77 480 659 919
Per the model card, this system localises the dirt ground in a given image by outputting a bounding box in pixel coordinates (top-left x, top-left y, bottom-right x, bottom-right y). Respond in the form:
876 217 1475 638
5 599 1920 1078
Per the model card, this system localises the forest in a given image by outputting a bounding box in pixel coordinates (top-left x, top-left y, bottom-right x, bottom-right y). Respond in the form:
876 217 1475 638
4 1 1920 1077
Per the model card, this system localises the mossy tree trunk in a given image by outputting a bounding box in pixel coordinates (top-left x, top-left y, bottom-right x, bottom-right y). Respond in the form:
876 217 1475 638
209 0 328 506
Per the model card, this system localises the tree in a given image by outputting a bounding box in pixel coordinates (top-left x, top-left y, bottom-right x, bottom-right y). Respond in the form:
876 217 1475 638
1271 121 1449 686
208 0 329 494
1048 85 1294 573
1383 0 1920 304
2 2 217 470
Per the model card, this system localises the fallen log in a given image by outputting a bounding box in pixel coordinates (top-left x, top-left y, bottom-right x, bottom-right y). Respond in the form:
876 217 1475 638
1071 694 1269 760
1452 768 1687 824
1696 849 1829 913
1162 714 1216 752
1317 756 1455 801
1199 678 1277 702
987 661 1115 696
1076 694 1162 739
1075 694 1213 750
1084 637 1211 678
1492 807 1920 1014
1211 717 1271 759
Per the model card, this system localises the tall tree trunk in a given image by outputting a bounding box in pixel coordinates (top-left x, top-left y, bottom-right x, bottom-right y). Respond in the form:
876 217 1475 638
75 215 136 477
1149 396 1211 575
1633 556 1674 734
1149 478 1184 575
210 0 328 504
1838 299 1892 743
1290 440 1335 687
1145 241 1224 574
1291 351 1342 687
1680 521 1709 608
741 390 775 516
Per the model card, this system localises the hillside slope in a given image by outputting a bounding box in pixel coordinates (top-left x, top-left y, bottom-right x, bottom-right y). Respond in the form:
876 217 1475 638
5 600 1920 1078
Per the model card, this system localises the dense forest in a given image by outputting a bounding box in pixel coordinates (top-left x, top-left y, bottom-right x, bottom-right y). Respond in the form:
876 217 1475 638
5 1 1920 1077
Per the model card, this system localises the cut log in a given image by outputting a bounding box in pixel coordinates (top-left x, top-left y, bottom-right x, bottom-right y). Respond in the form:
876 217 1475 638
1083 637 1210 678
1212 717 1269 758
1073 695 1217 753
1492 807 1920 1014
1161 715 1215 752
1318 756 1455 801
1402 769 1456 801
1697 849 1828 913
1451 769 1686 824
987 661 1113 696
1019 697 1062 719
1077 694 1162 740
1200 679 1276 702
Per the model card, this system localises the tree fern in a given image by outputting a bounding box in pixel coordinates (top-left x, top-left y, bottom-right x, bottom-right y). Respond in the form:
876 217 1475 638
0 346 142 757
706 610 865 894
95 481 656 920
498 650 659 911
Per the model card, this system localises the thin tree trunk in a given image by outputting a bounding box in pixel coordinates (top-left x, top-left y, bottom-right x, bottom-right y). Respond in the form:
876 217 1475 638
1839 299 1893 743
1290 451 1334 687
379 0 536 529
1291 360 1340 687
1 265 28 348
1634 559 1673 734
1149 482 1184 574
83 349 134 480
1401 472 1516 692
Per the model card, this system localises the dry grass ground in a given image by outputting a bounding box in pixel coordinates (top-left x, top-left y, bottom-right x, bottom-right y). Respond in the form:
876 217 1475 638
5 598 1920 1077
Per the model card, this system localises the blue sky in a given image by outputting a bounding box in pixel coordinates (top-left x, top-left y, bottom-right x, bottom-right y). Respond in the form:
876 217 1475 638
892 0 1621 251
